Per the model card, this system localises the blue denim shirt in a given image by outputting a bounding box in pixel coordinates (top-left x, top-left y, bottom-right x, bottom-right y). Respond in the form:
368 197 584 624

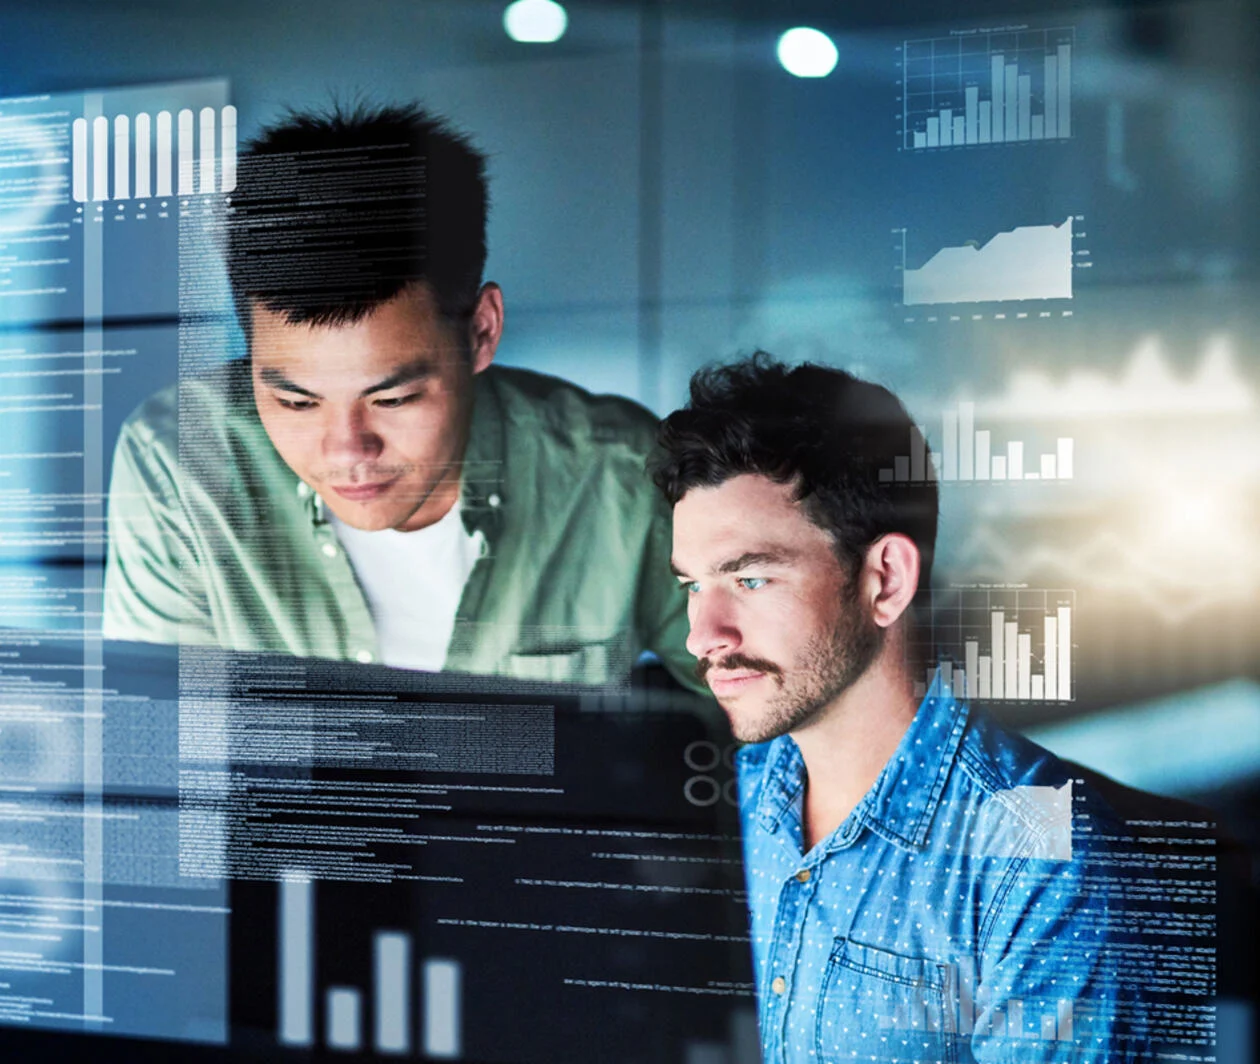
738 679 1140 1063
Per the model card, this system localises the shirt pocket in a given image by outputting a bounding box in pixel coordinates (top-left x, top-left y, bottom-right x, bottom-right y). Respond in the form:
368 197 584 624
815 937 959 1064
506 642 613 684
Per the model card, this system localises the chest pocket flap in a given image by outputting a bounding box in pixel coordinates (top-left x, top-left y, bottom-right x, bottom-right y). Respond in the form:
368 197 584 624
816 937 959 1064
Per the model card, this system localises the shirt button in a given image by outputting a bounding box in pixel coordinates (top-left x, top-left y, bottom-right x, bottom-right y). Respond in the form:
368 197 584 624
771 976 786 995
297 482 310 498
795 868 811 883
487 492 501 508
355 650 373 664
321 542 337 558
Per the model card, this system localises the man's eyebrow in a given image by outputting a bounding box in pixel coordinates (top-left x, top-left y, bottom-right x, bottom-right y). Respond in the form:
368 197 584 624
258 366 320 399
715 550 794 574
361 359 437 397
669 549 796 580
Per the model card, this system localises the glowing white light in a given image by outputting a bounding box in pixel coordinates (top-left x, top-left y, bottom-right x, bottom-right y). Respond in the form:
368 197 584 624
504 0 568 43
776 27 838 78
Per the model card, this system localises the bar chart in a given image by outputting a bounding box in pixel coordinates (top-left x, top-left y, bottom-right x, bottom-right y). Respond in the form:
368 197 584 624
916 589 1075 703
71 105 237 202
899 218 1075 305
278 874 461 1057
879 400 1073 483
882 954 1076 1041
900 28 1074 150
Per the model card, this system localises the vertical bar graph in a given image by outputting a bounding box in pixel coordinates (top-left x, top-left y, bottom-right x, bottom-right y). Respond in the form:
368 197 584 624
958 402 975 480
279 873 314 1047
92 116 109 202
327 988 362 1051
199 107 216 194
134 113 152 198
423 959 462 1059
72 118 88 203
1057 44 1072 136
113 115 130 200
178 108 194 196
375 932 411 1054
156 111 173 196
71 104 237 202
1003 64 1017 140
990 611 1005 699
275 879 464 1056
1057 606 1072 699
881 400 1074 483
1057 1000 1074 1042
915 590 1075 702
942 407 959 481
221 104 238 193
901 27 1075 150
1008 440 1024 480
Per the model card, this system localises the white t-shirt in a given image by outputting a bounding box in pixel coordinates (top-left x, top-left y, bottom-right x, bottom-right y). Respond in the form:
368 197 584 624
330 500 483 672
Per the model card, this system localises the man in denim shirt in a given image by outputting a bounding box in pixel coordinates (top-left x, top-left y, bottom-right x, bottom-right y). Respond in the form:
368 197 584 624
653 356 1142 1062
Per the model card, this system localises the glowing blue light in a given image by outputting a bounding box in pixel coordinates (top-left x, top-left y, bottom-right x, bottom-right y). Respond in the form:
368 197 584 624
776 27 839 78
503 0 568 44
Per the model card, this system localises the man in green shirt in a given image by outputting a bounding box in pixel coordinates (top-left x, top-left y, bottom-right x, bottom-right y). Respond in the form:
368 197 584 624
103 102 694 689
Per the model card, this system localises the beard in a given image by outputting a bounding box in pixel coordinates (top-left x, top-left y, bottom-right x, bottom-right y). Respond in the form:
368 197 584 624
699 581 885 745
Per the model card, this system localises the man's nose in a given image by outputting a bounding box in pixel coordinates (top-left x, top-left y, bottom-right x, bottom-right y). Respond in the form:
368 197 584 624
322 404 383 467
685 590 741 663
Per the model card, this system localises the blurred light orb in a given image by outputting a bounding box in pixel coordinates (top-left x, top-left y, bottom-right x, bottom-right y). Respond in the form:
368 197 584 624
777 27 838 78
504 0 568 43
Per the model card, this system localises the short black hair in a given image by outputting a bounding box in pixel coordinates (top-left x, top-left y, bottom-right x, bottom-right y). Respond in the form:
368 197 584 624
225 100 489 332
651 353 938 590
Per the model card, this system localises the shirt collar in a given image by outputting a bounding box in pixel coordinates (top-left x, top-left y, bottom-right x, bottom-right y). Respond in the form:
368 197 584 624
753 670 970 854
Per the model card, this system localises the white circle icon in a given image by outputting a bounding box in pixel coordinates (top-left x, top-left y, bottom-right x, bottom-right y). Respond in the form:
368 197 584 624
777 27 839 78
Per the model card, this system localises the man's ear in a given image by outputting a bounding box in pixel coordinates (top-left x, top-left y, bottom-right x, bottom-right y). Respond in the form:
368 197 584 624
468 283 503 375
861 534 921 629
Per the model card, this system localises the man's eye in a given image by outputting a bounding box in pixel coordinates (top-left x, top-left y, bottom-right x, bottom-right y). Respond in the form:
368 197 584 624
277 396 317 411
738 577 768 590
679 580 700 595
373 394 419 409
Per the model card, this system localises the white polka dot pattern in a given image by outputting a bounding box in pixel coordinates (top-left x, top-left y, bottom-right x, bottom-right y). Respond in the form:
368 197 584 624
735 674 1135 1063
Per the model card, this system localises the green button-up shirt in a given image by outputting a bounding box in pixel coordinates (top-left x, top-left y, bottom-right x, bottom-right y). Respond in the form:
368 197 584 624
103 359 698 690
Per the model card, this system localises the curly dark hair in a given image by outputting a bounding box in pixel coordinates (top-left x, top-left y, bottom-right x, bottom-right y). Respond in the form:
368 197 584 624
650 353 938 589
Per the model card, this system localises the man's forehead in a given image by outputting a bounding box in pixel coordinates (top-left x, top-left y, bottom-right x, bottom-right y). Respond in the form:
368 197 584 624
671 475 829 572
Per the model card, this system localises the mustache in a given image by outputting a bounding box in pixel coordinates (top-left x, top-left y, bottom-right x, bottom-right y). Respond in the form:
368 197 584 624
311 464 414 484
695 653 783 683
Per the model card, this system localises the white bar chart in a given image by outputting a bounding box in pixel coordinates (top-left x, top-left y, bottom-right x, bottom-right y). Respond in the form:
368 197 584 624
276 876 463 1056
375 932 410 1054
880 401 1073 482
902 28 1074 150
916 590 1075 703
279 873 314 1047
71 104 237 202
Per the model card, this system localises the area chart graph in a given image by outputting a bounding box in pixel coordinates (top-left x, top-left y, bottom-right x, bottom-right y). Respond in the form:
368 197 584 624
900 28 1074 150
900 217 1074 305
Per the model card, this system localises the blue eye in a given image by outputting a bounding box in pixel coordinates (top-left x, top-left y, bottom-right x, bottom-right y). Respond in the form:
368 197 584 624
738 577 768 590
679 581 700 595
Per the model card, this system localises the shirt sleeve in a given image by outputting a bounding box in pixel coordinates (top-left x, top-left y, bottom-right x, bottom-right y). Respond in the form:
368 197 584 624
103 418 216 645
